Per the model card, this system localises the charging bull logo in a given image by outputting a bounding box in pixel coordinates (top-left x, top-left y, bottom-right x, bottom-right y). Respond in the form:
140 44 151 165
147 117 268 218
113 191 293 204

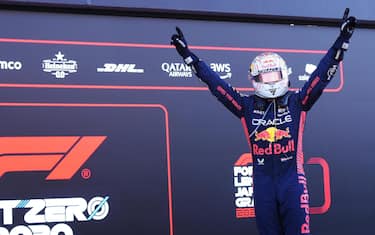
255 127 291 143
0 136 106 180
253 128 294 156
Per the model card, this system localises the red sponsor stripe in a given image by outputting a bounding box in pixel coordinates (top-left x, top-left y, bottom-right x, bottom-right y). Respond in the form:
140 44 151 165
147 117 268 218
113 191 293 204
0 136 79 155
236 208 255 218
46 136 106 180
0 103 167 109
241 117 252 151
0 83 211 91
307 157 331 214
0 38 173 48
0 38 326 54
302 76 321 105
216 86 243 111
336 61 345 92
0 154 63 177
296 112 306 175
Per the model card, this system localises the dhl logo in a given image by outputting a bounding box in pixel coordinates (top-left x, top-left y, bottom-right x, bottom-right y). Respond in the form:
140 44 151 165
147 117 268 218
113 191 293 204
255 127 291 143
0 136 106 180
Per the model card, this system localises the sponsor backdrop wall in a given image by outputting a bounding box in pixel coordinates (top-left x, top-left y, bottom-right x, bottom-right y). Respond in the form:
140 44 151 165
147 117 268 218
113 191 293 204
0 7 374 235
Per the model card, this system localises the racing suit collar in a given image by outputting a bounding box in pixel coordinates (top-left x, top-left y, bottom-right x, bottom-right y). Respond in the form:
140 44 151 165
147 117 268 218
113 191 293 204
254 91 291 111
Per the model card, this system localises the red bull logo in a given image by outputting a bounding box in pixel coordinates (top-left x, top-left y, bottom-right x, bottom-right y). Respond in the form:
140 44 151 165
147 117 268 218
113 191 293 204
255 127 291 143
253 140 295 156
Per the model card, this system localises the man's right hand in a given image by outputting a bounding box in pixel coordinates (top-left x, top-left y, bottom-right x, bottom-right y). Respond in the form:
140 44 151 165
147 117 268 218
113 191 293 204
170 27 198 65
339 8 357 41
340 16 357 40
332 8 357 60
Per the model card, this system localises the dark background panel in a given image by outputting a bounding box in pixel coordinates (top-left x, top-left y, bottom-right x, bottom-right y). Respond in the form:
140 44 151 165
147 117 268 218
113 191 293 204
0 105 170 235
0 6 373 235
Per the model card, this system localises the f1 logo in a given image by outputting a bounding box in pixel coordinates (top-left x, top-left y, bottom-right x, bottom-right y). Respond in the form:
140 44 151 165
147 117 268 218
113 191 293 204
0 136 106 180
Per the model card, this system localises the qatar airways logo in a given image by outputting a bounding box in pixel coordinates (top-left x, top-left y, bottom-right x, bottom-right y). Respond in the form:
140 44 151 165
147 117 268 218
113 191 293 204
161 62 231 79
161 62 192 78
0 196 109 235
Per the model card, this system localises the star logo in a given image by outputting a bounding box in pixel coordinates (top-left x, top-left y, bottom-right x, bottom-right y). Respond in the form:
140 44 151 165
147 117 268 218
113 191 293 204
54 51 65 61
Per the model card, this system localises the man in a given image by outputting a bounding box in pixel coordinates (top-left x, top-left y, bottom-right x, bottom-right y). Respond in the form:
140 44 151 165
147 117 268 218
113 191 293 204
170 10 356 235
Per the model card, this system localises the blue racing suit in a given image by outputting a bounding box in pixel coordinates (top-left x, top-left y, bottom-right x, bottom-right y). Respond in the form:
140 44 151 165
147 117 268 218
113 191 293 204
190 36 347 235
